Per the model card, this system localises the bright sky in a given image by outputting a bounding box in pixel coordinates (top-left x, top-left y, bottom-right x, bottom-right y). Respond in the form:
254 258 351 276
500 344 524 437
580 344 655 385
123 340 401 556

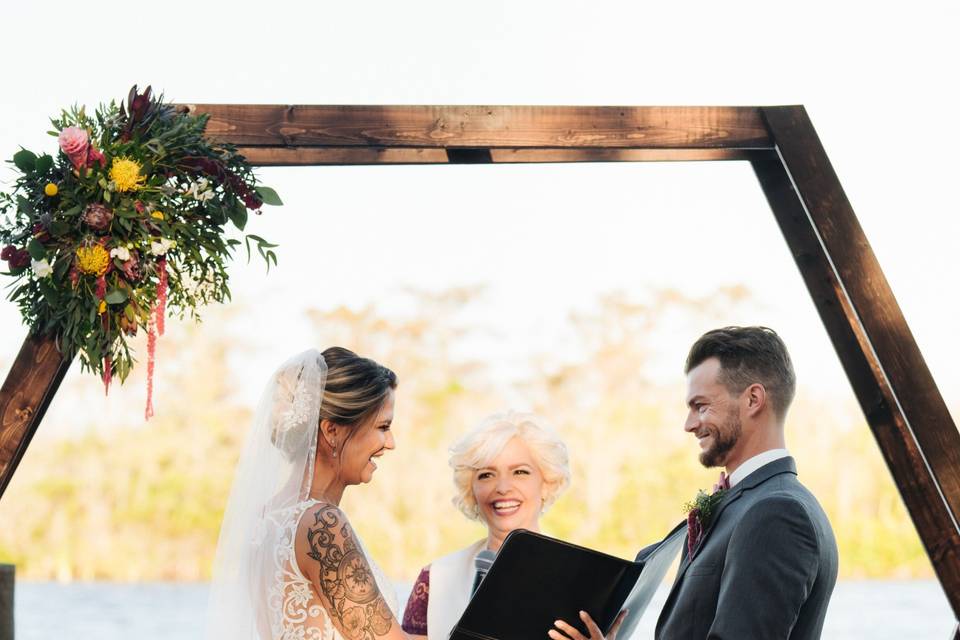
0 1 957 430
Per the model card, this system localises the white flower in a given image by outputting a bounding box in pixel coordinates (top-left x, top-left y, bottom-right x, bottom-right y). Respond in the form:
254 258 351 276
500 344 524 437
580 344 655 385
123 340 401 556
186 178 216 202
110 246 131 261
31 258 53 278
150 238 176 256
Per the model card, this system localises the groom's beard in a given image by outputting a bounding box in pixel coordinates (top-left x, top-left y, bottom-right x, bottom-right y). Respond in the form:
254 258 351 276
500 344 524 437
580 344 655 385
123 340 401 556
700 408 742 468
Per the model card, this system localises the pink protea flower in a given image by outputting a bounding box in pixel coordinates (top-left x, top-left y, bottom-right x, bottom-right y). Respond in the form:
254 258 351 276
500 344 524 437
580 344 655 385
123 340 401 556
58 127 90 169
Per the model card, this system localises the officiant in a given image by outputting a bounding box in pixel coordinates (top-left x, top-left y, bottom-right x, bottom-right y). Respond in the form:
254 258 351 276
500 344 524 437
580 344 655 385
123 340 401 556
401 411 571 640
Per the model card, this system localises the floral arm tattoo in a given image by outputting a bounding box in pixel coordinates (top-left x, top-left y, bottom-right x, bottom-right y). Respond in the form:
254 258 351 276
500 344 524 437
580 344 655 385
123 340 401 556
306 505 394 640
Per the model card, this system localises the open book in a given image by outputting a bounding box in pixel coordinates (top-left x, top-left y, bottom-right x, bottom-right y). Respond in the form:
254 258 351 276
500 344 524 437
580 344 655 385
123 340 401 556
448 525 685 640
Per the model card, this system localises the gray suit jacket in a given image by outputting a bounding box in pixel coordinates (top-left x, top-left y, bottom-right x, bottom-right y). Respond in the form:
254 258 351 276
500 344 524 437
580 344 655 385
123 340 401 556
650 457 838 639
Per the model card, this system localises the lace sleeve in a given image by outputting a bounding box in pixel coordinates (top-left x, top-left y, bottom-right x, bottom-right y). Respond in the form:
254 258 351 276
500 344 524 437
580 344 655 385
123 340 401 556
401 566 430 635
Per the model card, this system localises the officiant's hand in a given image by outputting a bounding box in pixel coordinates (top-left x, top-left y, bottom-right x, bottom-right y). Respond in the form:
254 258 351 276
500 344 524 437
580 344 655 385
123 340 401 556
549 609 627 640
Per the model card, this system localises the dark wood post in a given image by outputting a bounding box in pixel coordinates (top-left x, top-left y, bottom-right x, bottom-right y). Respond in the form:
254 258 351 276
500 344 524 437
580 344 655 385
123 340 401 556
0 564 12 640
753 106 960 626
0 333 71 499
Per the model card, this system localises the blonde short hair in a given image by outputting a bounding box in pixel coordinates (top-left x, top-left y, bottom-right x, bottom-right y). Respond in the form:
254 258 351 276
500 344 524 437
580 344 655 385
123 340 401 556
448 411 571 521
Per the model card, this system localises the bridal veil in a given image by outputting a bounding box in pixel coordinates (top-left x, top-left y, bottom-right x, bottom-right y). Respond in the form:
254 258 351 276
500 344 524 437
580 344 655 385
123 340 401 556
206 349 328 639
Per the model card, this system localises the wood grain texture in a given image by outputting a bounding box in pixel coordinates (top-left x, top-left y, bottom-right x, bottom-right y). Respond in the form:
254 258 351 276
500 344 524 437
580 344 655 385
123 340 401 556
235 145 761 166
754 113 960 620
0 333 70 498
185 105 772 150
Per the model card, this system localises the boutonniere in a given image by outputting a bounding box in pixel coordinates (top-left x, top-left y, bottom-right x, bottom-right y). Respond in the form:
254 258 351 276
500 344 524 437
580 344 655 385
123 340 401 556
683 488 727 556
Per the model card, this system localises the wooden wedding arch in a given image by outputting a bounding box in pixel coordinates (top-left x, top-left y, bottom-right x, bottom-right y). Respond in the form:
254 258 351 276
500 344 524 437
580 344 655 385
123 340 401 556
0 105 958 636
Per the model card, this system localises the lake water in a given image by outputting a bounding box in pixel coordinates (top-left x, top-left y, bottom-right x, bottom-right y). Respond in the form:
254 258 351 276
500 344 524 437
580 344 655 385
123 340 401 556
12 580 956 639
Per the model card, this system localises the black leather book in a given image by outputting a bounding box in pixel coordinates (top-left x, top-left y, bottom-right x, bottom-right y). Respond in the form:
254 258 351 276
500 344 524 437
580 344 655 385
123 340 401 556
448 526 685 640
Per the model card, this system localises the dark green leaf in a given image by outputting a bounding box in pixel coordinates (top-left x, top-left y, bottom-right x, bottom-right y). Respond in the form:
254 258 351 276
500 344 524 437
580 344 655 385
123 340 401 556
50 221 71 236
27 238 46 261
13 149 37 172
246 234 279 248
35 154 54 174
228 199 248 230
54 257 71 280
38 281 59 304
16 195 34 214
254 185 283 206
105 288 128 304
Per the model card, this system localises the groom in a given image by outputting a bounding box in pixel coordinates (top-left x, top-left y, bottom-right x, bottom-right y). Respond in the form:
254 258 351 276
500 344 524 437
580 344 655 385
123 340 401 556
653 326 838 639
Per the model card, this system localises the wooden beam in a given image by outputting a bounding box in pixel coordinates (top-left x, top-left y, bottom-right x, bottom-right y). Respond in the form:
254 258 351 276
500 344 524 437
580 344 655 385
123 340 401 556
185 105 772 150
0 564 11 640
754 107 960 620
235 145 761 166
0 334 70 498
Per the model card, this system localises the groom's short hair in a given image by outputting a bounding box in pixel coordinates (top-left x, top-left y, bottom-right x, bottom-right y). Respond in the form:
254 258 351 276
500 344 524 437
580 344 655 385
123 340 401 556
685 326 797 421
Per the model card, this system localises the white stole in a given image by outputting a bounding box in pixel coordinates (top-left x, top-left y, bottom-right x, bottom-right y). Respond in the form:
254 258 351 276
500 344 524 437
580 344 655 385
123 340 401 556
427 540 486 640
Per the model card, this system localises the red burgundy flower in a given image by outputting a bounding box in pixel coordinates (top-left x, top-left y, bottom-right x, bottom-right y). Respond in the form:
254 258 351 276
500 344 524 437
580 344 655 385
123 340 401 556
2 245 30 270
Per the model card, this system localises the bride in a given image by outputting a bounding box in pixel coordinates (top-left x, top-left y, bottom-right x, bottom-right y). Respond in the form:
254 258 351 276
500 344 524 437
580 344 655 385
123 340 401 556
206 347 403 639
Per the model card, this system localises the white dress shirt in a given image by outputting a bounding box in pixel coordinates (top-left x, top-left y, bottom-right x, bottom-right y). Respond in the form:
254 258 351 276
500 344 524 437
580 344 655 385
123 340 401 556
728 448 790 487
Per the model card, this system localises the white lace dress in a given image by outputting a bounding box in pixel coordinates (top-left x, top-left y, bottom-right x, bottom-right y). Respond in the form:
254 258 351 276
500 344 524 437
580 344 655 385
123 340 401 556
260 499 400 640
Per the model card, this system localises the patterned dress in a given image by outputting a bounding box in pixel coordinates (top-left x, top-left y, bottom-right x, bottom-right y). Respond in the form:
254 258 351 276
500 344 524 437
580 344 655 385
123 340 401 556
401 567 431 634
261 499 400 639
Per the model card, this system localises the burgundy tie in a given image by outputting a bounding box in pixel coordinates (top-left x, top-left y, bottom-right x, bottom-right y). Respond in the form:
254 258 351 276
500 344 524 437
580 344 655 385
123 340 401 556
713 471 731 493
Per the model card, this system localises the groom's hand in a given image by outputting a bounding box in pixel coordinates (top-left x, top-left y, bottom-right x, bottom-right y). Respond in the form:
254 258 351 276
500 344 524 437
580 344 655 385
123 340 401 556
549 609 627 640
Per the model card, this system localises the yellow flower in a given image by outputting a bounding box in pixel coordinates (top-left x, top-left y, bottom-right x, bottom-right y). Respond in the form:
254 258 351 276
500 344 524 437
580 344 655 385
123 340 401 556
150 210 165 220
44 182 59 197
109 157 146 192
98 300 107 315
76 245 110 276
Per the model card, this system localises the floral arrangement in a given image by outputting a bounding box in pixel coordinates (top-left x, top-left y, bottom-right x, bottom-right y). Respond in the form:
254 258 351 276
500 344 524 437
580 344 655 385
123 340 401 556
0 86 280 417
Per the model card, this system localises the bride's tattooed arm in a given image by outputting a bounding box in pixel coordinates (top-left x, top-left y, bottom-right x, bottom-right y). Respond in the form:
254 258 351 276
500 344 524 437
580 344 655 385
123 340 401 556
305 504 396 640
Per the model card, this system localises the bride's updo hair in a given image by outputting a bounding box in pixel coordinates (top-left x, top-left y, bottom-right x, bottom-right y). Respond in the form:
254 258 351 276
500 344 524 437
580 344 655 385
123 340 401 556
269 348 396 461
319 346 398 428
